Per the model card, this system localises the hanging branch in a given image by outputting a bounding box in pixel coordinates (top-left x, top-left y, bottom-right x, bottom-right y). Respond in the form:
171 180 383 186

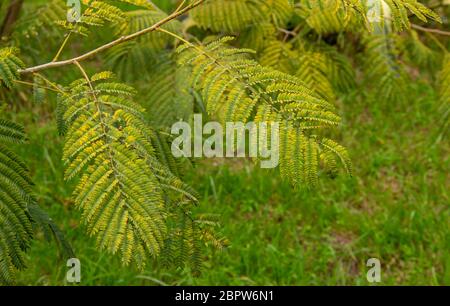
19 0 205 74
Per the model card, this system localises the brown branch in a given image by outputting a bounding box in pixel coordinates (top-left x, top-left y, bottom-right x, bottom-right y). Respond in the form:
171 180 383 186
385 15 450 37
0 0 24 38
19 0 204 74
410 23 450 37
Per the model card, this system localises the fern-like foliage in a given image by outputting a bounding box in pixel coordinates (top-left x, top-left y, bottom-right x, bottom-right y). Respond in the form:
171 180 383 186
14 0 152 41
191 0 293 33
238 21 278 52
0 47 24 89
438 54 450 136
27 203 75 260
382 0 441 31
59 71 215 269
0 119 34 284
13 0 66 39
118 0 154 9
402 30 437 69
0 118 74 285
295 0 440 34
192 0 265 32
362 33 409 104
261 0 294 27
56 0 126 36
319 45 356 94
295 50 337 101
295 0 364 34
161 211 225 274
176 37 352 186
62 72 165 267
293 44 355 100
259 40 299 74
139 53 194 128
258 40 350 100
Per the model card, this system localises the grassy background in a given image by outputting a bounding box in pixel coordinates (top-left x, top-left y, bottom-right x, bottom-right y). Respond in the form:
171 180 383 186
8 78 449 286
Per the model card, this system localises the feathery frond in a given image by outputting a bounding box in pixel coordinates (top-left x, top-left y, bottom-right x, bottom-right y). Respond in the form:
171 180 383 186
62 72 165 268
295 50 337 101
293 44 355 100
0 47 24 89
56 0 126 36
140 53 194 128
14 0 66 39
262 0 294 26
238 22 277 52
0 119 34 284
295 0 365 34
176 36 352 186
61 71 210 269
362 33 409 104
27 203 75 259
192 0 293 33
383 0 441 31
295 0 440 33
259 40 299 74
403 30 437 69
191 0 265 32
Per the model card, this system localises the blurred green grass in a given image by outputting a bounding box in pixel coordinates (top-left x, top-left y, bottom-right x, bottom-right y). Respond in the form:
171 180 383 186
9 80 449 286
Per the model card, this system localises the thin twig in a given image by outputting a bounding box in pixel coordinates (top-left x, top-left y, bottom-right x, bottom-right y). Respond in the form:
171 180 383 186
410 22 450 37
174 0 187 13
385 16 450 36
73 61 98 103
34 73 67 96
13 79 59 93
279 28 297 37
157 28 206 58
52 32 73 62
